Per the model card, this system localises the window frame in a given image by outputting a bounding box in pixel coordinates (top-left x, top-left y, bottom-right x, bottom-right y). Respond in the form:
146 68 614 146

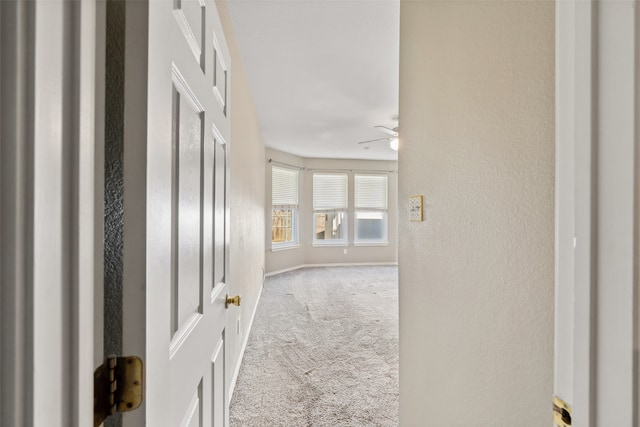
354 174 389 245
312 172 349 246
312 210 348 246
354 210 389 245
271 206 299 249
271 166 300 250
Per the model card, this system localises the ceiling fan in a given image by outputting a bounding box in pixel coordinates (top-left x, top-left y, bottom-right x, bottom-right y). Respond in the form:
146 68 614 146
357 125 399 151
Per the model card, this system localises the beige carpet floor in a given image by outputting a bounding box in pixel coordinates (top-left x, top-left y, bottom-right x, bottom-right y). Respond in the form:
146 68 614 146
229 266 399 427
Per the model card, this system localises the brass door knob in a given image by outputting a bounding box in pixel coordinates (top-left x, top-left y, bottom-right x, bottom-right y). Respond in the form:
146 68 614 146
225 294 241 308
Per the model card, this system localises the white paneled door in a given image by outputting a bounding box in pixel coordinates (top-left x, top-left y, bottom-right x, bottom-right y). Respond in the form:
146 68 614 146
121 1 232 426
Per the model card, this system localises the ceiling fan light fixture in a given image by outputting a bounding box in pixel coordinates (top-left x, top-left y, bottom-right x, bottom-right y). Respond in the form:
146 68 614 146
389 138 399 151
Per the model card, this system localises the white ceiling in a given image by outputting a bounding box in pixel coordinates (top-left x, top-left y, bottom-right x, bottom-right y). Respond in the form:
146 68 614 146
227 0 400 161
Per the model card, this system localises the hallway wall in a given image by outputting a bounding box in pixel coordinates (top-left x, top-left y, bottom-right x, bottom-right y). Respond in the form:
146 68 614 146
398 1 555 425
218 0 267 399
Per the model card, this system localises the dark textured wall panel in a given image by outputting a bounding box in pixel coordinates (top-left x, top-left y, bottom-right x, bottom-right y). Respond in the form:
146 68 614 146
104 1 125 426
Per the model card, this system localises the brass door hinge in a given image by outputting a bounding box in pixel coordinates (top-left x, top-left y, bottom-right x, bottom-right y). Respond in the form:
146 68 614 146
553 395 572 427
94 355 143 427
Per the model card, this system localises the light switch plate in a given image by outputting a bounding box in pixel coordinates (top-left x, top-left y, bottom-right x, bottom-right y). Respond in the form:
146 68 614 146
409 195 423 222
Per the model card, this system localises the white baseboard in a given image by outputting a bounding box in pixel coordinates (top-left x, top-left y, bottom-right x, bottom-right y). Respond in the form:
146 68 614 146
304 262 398 268
264 264 306 277
228 281 264 400
265 262 398 277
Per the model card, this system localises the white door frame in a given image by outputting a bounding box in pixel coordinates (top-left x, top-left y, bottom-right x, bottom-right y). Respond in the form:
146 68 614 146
0 1 97 425
555 0 640 424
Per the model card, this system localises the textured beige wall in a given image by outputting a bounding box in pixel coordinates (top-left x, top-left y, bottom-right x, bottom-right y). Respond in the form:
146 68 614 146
266 149 399 274
217 0 267 396
398 1 555 425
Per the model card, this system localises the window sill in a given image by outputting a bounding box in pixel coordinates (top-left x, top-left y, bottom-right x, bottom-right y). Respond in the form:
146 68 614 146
353 241 389 247
311 242 349 247
271 244 301 252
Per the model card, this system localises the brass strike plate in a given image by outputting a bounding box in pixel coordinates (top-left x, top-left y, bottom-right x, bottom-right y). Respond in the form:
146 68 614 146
553 395 572 426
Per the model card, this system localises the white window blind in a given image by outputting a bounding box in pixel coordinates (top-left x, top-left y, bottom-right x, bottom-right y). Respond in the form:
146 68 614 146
313 173 348 210
355 174 388 209
272 166 298 206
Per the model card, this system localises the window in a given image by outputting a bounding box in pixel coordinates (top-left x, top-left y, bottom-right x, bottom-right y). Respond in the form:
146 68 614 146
313 173 348 244
272 166 299 248
354 174 388 244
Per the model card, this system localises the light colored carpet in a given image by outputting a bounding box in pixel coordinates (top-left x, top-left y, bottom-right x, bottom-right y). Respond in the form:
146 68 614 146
229 266 399 427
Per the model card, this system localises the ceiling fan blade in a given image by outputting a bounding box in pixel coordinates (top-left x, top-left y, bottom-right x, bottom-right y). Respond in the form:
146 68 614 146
374 125 398 136
357 137 392 144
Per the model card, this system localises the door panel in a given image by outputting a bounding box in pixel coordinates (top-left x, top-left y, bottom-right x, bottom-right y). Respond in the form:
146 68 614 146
173 0 205 68
179 386 203 427
121 0 231 425
211 336 226 427
212 37 228 114
172 80 205 336
214 139 227 287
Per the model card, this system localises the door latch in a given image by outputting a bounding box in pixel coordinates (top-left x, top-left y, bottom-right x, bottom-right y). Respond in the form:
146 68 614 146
553 395 572 426
94 355 143 427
